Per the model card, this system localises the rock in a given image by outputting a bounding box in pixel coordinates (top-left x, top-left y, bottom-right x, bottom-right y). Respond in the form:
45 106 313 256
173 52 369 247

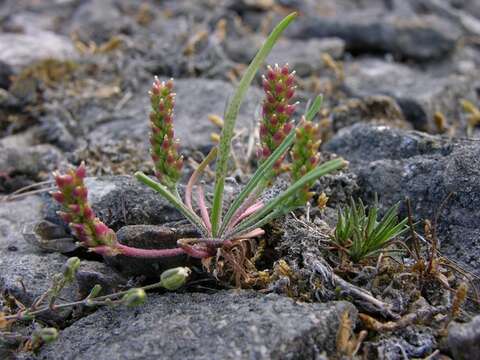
0 31 76 70
343 58 477 131
364 325 437 359
0 196 44 254
69 0 131 43
330 95 410 132
0 252 73 324
324 123 480 274
88 78 263 153
225 36 345 77
75 260 127 298
288 13 460 61
22 220 78 253
0 144 66 193
0 60 13 89
38 291 356 359
105 225 191 277
448 315 480 360
43 175 184 232
0 196 74 324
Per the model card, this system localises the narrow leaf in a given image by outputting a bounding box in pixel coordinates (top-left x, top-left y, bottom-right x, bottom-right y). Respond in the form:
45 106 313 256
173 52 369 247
210 12 298 236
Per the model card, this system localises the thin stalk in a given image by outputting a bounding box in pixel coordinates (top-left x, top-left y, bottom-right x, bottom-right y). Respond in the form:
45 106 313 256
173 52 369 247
210 12 298 236
185 147 218 211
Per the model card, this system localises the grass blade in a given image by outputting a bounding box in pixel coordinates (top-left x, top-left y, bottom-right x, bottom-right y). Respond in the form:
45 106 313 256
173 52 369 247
210 12 298 236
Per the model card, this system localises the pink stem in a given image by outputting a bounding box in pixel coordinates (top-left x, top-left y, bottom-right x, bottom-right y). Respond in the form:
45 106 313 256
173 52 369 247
91 244 186 258
185 176 196 212
196 185 212 234
184 147 218 212
226 194 258 230
228 201 264 231
233 228 265 240
179 244 213 258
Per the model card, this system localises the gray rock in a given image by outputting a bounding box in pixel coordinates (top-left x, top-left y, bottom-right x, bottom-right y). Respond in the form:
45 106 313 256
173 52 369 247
0 196 44 254
105 225 191 277
86 176 184 229
330 95 410 132
0 31 76 70
22 220 78 253
343 58 477 131
324 123 480 274
0 143 66 193
226 36 345 77
364 325 437 359
448 315 480 360
68 0 131 43
38 291 356 359
0 196 73 323
89 78 263 153
42 175 184 233
288 13 460 61
75 260 127 299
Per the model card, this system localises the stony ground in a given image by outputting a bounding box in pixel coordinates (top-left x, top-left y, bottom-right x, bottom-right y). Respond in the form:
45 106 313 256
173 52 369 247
1 0 480 359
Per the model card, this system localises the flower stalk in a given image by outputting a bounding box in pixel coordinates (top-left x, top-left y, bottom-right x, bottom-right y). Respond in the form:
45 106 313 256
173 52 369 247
259 63 297 171
149 77 183 190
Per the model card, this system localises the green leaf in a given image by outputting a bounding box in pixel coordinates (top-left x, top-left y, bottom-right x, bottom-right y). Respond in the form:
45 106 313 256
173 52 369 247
135 172 208 236
210 12 298 236
219 95 324 235
230 158 346 237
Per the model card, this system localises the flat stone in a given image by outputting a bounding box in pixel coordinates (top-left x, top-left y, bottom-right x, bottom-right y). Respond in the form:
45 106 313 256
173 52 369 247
225 36 345 77
38 291 356 359
0 143 66 193
0 196 73 323
0 31 76 70
88 78 263 153
288 13 460 61
330 95 410 132
448 315 480 360
343 58 477 131
75 260 127 298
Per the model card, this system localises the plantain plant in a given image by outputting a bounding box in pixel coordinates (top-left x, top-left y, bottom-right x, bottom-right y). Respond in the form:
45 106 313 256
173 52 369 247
52 12 346 261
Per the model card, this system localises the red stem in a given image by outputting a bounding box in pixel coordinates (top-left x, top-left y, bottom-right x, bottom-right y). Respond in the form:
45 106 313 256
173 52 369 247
196 185 212 234
91 244 186 258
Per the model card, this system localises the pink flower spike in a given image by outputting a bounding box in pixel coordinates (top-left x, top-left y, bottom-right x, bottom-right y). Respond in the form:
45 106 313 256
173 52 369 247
68 204 81 214
285 104 296 116
75 163 87 179
51 191 64 204
73 186 88 200
57 211 72 223
283 122 293 135
70 223 86 235
83 205 95 220
94 222 110 237
55 174 73 188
